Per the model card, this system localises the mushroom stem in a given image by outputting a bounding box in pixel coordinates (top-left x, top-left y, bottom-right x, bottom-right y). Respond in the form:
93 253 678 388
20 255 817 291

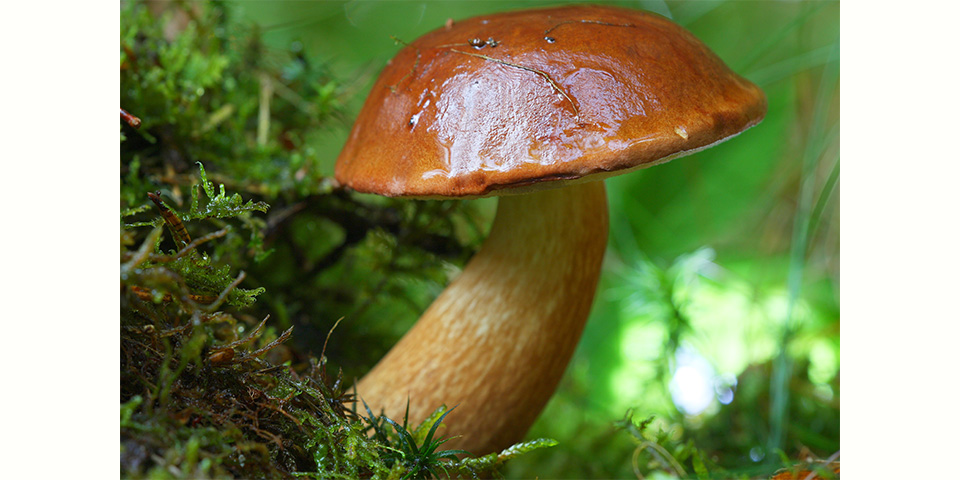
357 180 608 454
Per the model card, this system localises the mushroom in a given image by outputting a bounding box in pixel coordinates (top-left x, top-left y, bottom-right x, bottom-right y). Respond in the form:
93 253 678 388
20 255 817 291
335 5 765 455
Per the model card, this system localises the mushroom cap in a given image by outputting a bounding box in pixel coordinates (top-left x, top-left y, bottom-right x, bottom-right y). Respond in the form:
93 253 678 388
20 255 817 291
335 5 766 198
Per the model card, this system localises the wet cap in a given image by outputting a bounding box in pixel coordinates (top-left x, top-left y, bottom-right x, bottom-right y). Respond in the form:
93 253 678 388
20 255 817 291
335 5 766 198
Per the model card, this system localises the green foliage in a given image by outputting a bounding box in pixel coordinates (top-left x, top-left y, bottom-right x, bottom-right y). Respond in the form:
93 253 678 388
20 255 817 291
121 167 327 477
359 401 557 479
382 406 470 479
611 248 717 382
360 401 467 479
187 162 270 221
460 438 560 474
121 0 342 198
614 412 737 480
122 164 266 311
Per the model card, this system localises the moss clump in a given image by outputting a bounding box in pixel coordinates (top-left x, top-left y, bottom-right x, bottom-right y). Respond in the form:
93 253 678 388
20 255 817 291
120 0 341 199
121 165 380 477
121 165 555 478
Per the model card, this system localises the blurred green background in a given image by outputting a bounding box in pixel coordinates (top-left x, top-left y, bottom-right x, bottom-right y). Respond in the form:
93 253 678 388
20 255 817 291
134 1 839 477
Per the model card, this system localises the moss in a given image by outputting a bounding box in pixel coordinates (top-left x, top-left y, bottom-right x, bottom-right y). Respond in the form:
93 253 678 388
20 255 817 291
120 164 517 478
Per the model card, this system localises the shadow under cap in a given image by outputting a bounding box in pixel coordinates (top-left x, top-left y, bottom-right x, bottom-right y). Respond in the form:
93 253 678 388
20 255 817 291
335 4 766 198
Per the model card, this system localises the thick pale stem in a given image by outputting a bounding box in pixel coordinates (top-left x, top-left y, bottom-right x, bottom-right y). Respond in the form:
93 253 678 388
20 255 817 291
357 180 608 454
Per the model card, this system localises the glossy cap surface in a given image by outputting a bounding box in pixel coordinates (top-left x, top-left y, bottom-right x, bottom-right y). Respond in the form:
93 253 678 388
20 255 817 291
335 5 766 198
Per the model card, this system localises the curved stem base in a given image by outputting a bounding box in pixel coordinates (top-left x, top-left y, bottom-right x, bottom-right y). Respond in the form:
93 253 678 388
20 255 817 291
357 180 608 454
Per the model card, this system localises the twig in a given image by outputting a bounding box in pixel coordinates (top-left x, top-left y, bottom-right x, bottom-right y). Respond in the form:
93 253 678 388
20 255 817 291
321 316 345 361
172 228 230 260
121 108 142 128
122 226 164 273
543 19 635 36
802 450 840 480
199 271 247 312
220 315 270 350
390 47 420 93
253 364 288 376
257 72 273 146
635 441 687 479
148 191 192 250
241 326 294 360
631 447 645 480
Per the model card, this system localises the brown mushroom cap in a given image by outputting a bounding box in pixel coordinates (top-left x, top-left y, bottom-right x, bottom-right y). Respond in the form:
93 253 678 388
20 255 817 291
335 4 766 198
